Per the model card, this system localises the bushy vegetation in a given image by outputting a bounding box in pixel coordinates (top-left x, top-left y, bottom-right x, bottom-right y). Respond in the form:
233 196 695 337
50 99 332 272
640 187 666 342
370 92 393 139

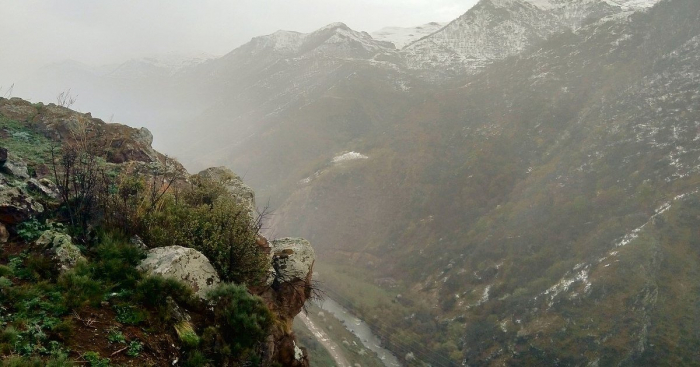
1 112 276 365
194 284 274 365
50 133 269 285
134 175 269 284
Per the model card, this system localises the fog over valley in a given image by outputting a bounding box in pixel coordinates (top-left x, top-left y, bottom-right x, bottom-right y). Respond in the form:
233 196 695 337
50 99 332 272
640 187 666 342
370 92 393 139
1 0 700 366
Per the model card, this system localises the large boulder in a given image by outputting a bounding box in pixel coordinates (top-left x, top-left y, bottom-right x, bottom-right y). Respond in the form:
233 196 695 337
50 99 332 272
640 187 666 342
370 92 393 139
36 230 85 273
268 238 315 285
133 127 154 147
0 186 44 224
0 153 29 179
26 178 59 200
197 167 256 216
138 246 221 299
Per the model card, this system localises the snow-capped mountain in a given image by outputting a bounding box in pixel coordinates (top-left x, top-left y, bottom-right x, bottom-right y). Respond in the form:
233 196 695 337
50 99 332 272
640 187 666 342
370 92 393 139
218 22 396 67
108 52 215 79
371 22 447 49
402 0 662 75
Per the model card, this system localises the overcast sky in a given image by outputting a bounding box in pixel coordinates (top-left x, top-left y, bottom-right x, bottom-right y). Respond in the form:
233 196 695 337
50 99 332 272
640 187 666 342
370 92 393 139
0 0 478 84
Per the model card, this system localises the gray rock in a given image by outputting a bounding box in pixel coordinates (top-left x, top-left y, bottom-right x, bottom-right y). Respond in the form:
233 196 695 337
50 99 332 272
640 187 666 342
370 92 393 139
130 235 148 251
36 230 85 273
26 178 59 199
138 246 221 299
134 127 154 147
1 157 29 179
197 167 256 216
0 186 44 224
268 238 315 285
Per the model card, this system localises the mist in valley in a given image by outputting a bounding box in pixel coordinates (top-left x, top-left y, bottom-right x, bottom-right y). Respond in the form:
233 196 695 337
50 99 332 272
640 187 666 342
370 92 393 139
2 0 700 365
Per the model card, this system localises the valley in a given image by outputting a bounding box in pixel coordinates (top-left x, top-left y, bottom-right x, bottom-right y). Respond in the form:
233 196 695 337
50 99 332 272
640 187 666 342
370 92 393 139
3 0 700 365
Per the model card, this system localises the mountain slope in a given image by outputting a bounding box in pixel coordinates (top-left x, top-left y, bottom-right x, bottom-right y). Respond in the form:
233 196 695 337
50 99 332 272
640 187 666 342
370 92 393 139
401 0 661 76
268 0 700 364
371 22 447 49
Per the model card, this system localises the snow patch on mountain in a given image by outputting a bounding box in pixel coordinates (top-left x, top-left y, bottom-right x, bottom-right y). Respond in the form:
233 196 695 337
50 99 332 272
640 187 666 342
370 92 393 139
332 152 368 163
371 22 447 49
401 0 662 76
248 22 395 60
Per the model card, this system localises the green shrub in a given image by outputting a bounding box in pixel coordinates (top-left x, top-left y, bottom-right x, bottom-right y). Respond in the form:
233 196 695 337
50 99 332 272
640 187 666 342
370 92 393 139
0 327 20 346
82 352 110 367
174 321 200 348
56 268 103 309
204 283 274 360
89 234 145 290
139 177 268 284
106 328 125 344
50 320 74 341
112 304 146 325
0 277 12 290
182 350 210 367
16 220 61 242
134 276 194 309
126 340 143 357
25 255 59 281
0 265 13 278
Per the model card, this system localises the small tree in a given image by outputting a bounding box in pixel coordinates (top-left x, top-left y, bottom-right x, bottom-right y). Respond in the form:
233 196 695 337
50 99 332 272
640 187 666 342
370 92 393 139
50 118 107 241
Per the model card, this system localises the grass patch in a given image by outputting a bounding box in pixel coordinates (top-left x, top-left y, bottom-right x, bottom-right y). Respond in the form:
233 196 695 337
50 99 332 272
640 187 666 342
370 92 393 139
0 116 53 166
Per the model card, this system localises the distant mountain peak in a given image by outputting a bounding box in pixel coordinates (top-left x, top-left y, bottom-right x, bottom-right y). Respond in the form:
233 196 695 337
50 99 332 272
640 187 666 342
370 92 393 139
229 22 395 62
318 22 351 31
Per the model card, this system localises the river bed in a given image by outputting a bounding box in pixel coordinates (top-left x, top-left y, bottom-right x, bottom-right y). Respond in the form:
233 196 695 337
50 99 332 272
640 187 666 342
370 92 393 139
316 298 402 367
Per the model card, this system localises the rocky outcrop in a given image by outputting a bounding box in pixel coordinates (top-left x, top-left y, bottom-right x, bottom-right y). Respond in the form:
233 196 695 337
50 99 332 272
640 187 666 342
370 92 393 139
0 186 44 225
0 153 29 179
138 246 221 299
252 237 315 367
36 230 85 273
26 178 59 200
197 167 256 216
0 97 163 166
268 238 316 285
0 98 37 121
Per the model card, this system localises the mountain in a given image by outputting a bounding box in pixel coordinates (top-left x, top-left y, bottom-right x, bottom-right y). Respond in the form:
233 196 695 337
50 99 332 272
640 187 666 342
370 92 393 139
159 22 419 201
266 0 700 364
9 0 700 364
371 22 447 49
107 52 215 79
401 0 662 76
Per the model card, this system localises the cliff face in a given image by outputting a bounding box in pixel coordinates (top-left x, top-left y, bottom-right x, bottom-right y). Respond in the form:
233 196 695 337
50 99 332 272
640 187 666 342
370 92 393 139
253 237 315 367
0 97 314 366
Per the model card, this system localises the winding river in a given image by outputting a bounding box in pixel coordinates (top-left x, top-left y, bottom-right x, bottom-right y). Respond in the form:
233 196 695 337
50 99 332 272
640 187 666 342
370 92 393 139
317 298 402 367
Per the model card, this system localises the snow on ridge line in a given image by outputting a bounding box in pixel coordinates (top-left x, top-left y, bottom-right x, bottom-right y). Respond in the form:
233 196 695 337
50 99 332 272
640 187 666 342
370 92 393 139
332 152 368 163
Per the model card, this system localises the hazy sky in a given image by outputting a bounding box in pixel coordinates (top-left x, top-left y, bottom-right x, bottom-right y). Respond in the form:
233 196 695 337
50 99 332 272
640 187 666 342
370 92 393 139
0 0 478 84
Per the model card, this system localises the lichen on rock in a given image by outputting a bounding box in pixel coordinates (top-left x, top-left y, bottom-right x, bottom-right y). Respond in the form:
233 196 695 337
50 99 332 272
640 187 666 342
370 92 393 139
268 237 316 285
36 230 85 273
0 186 44 224
197 166 256 216
138 245 221 299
